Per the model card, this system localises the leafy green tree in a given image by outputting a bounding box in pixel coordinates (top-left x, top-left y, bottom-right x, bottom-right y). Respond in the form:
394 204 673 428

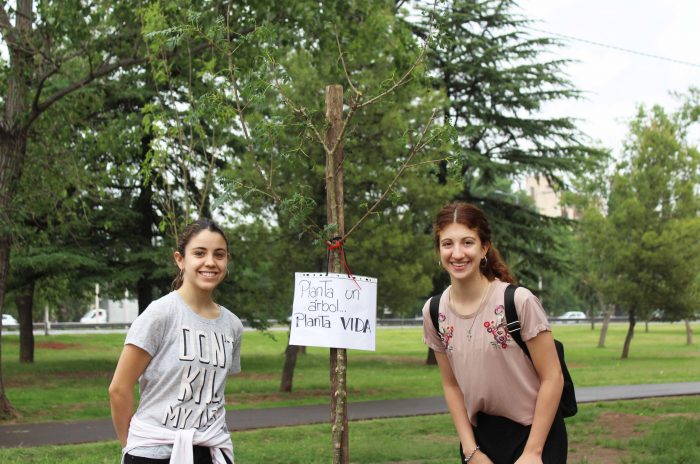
139 6 449 429
0 0 228 418
576 98 700 358
205 4 447 459
417 0 606 289
563 156 621 346
0 0 148 417
5 63 148 362
173 0 452 316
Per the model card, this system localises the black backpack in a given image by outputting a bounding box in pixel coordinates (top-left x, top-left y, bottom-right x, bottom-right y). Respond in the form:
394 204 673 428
428 284 577 418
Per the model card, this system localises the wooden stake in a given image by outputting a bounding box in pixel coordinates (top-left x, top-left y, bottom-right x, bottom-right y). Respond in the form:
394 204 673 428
325 84 349 464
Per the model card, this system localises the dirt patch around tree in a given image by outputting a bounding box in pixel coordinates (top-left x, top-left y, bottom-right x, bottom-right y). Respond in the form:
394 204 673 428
234 372 277 381
568 412 653 464
36 341 81 350
228 388 330 406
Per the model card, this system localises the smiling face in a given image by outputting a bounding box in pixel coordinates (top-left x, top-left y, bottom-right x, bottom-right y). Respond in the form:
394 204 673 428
174 229 229 294
438 222 489 282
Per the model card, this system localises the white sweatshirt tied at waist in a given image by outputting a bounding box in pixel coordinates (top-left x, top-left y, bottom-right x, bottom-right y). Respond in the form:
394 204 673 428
122 412 234 464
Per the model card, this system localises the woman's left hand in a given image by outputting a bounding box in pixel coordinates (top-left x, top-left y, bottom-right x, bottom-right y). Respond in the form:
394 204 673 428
514 451 543 464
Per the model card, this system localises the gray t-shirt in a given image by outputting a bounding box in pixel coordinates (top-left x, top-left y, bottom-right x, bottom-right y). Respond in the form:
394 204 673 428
125 291 243 458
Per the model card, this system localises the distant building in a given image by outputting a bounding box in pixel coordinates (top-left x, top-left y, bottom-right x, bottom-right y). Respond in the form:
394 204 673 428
83 284 139 323
102 297 139 322
525 176 579 219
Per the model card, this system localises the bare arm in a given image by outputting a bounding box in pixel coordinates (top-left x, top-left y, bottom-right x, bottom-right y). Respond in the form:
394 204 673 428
435 352 493 464
516 331 563 463
109 344 152 447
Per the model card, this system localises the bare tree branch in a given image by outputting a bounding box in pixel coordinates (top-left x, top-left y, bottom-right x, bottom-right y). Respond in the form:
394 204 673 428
31 67 58 115
27 56 142 126
334 24 360 97
404 157 450 169
269 72 334 155
344 109 438 240
355 56 422 110
28 42 211 127
225 12 281 203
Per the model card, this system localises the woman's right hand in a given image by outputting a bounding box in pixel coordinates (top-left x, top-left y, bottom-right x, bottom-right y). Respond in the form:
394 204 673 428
109 344 152 446
470 449 494 464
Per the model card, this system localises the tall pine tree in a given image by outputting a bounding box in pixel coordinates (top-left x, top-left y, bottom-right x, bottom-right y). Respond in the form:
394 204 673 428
418 0 605 288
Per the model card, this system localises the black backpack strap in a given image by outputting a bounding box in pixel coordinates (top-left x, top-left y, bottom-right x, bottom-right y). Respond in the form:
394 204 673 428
429 292 442 335
504 284 531 358
504 284 578 418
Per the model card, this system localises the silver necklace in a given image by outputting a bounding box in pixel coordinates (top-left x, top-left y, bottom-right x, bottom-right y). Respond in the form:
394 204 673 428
450 281 491 341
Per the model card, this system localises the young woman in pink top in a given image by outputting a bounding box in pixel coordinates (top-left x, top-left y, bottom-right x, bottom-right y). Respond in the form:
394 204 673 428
423 202 567 464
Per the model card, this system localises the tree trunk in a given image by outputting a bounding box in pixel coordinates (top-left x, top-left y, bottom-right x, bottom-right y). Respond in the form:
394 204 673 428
137 277 153 315
0 0 33 420
0 236 18 419
135 134 157 314
685 320 693 345
0 130 29 419
597 300 613 348
15 281 35 363
426 347 437 365
280 342 299 392
590 289 604 332
621 309 636 359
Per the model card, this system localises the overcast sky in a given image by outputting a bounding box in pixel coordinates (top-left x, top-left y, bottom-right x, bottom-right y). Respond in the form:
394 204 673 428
518 0 700 155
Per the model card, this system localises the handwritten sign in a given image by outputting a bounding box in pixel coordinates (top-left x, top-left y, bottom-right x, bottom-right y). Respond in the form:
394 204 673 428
289 272 377 351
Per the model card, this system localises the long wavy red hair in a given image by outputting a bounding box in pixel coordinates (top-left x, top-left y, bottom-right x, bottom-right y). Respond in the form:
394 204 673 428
434 202 515 284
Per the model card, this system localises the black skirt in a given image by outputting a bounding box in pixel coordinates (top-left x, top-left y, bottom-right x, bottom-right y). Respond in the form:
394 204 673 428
460 412 568 464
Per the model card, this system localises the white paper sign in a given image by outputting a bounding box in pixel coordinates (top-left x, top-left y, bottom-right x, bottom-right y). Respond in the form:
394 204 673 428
289 272 377 351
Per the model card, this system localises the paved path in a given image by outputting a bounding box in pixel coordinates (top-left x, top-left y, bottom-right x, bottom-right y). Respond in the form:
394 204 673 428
1 382 698 448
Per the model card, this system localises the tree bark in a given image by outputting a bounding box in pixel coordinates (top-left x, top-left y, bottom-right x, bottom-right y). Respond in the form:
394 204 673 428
280 341 299 393
0 0 33 419
15 281 35 363
621 309 636 359
0 235 18 419
136 132 157 314
0 93 29 422
685 320 693 346
426 347 437 365
137 277 153 315
597 300 613 348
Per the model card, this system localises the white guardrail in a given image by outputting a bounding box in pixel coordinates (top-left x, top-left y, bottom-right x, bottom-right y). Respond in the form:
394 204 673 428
10 316 635 332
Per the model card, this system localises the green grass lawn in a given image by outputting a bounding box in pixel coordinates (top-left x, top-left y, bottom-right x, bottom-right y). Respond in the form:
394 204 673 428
0 397 697 463
0 322 698 424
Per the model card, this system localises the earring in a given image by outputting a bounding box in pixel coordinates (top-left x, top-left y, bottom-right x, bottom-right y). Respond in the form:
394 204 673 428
437 260 442 267
480 256 488 267
179 268 185 280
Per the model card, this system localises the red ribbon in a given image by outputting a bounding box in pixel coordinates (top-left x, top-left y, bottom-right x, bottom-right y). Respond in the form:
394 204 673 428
327 239 361 290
